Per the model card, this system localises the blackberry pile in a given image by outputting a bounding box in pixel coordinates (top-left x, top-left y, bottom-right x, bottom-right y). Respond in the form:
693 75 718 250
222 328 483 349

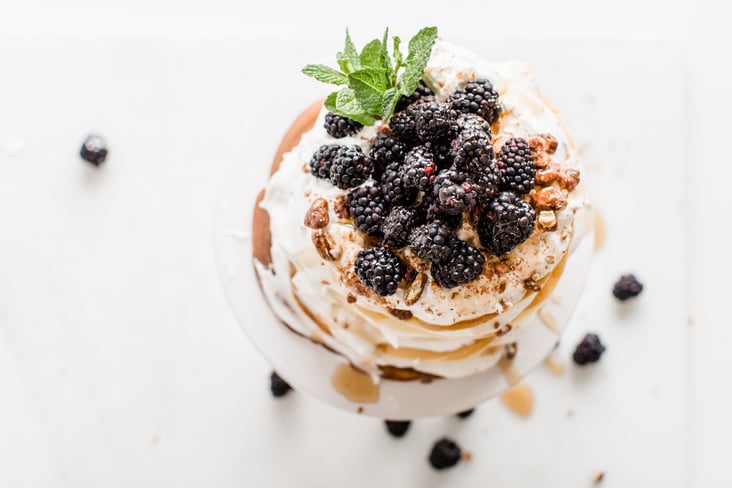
306 77 543 296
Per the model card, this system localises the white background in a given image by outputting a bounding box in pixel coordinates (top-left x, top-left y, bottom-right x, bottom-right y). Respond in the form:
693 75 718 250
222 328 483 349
0 0 729 485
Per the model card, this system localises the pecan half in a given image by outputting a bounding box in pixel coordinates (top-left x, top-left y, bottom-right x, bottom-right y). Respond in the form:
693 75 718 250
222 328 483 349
304 198 329 229
311 230 340 261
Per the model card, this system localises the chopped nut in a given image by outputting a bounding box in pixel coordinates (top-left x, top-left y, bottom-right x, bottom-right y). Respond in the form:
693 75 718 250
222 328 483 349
535 163 564 186
347 293 357 304
311 230 340 261
389 308 413 320
504 342 518 359
563 168 581 191
523 278 541 291
533 151 552 168
404 272 427 306
304 198 329 229
529 133 558 153
537 210 558 231
593 470 605 483
534 187 567 210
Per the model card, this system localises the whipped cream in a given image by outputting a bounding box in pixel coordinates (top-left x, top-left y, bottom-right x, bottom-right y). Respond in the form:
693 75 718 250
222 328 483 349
255 39 590 380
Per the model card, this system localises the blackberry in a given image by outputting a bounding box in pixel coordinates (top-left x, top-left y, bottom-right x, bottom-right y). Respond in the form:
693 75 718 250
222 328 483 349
381 161 418 206
451 128 494 175
572 333 606 365
428 438 462 470
402 146 437 191
369 133 407 178
409 220 455 262
413 101 457 142
431 239 485 288
384 420 411 438
478 192 536 256
354 247 406 296
270 372 292 398
496 137 535 194
449 79 502 124
455 113 492 134
474 167 500 206
422 139 453 168
457 409 475 419
382 206 418 248
329 145 373 189
416 192 463 229
346 184 388 237
309 144 343 180
324 112 363 138
388 106 419 144
396 80 434 112
612 274 643 301
80 134 108 166
433 168 478 215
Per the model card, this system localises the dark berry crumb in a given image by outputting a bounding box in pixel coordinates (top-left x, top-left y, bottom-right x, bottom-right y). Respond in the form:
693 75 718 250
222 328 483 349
324 112 363 138
384 420 411 438
612 274 643 301
80 134 108 166
429 437 462 470
354 247 406 296
456 409 475 419
572 333 606 365
270 371 292 397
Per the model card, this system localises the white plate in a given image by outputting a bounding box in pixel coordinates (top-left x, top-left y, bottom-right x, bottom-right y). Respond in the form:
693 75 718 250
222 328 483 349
213 59 594 419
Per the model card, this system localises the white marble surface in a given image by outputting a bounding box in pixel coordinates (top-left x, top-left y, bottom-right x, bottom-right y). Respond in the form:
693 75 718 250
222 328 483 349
0 2 729 486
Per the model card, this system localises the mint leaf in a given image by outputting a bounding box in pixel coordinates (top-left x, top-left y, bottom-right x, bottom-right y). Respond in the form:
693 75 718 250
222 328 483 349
337 29 361 73
348 69 388 115
392 36 403 71
381 28 392 73
302 64 348 85
324 89 376 126
304 27 437 125
399 26 438 96
359 39 384 68
381 87 399 119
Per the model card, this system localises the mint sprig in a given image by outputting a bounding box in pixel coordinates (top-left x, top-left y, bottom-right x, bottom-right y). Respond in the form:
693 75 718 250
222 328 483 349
302 27 438 125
